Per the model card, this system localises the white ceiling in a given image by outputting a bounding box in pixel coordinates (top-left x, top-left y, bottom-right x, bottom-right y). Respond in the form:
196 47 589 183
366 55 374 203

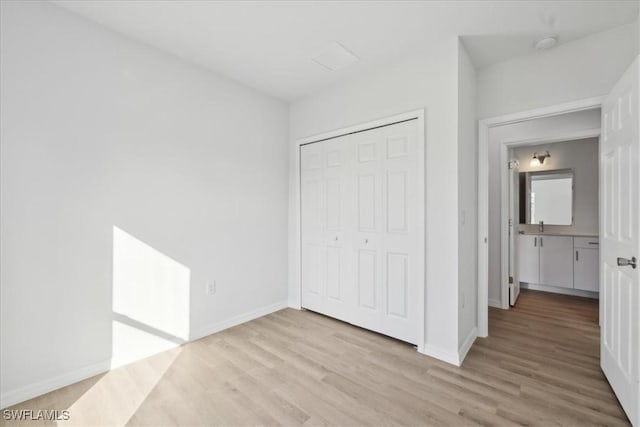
53 1 639 102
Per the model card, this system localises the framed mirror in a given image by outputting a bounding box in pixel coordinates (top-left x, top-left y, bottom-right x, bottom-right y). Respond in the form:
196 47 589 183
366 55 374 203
519 169 574 226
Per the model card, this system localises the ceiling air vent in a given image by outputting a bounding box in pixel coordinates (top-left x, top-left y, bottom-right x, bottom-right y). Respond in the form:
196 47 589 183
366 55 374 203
311 42 359 71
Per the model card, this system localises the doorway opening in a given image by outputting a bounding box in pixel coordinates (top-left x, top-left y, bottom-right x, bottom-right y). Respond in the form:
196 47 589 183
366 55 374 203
503 132 601 313
476 97 603 337
477 59 639 427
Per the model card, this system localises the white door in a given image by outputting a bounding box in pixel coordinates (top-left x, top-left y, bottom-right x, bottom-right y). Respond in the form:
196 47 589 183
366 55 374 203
323 136 353 321
600 57 639 426
517 234 539 284
352 127 384 333
300 143 325 314
379 121 419 343
509 159 520 305
300 137 352 322
301 119 421 345
350 120 420 343
539 235 574 288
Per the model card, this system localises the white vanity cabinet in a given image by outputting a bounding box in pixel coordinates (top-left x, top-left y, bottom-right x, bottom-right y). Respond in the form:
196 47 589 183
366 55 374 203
539 236 574 288
517 234 599 294
517 235 573 288
574 237 599 292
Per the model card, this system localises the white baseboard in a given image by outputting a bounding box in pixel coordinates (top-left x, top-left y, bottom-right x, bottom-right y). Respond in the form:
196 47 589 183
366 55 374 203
287 300 302 310
420 344 461 367
521 283 599 299
2 301 288 409
420 326 478 367
0 359 111 409
458 327 478 365
190 300 288 341
488 298 503 308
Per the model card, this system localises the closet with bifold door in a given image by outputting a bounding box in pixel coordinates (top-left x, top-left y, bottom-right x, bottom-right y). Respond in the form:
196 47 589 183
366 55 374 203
300 119 421 344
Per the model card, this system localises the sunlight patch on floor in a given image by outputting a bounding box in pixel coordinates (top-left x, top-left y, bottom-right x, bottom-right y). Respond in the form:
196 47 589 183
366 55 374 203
60 347 182 426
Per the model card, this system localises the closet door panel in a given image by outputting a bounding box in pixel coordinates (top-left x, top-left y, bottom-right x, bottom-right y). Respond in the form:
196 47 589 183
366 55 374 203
302 244 322 296
321 136 353 320
301 119 419 345
352 129 384 331
357 250 377 309
386 170 408 233
300 143 325 312
357 174 377 231
380 121 418 344
326 178 341 230
386 252 409 318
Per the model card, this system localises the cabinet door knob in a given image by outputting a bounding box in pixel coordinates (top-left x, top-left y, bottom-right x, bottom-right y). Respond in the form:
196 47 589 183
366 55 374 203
576 251 579 262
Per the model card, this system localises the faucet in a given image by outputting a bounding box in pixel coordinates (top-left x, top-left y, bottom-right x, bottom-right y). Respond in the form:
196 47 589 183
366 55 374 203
539 220 544 233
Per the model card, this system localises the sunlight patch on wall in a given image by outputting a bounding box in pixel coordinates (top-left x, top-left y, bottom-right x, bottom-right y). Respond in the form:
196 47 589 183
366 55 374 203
111 226 190 369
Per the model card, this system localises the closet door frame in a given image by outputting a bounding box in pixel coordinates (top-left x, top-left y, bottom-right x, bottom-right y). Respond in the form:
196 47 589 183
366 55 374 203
292 109 426 352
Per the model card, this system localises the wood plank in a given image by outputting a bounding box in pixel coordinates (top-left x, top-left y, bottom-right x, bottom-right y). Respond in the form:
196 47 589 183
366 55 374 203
3 289 630 426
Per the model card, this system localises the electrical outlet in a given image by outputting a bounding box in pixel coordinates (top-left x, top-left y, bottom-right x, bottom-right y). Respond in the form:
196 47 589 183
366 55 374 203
206 281 216 295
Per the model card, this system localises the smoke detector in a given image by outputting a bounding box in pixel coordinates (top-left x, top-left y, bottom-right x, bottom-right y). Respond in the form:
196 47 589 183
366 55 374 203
535 35 558 51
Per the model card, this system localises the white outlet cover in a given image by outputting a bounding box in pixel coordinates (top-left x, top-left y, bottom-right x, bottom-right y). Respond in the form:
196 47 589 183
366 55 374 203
206 281 216 295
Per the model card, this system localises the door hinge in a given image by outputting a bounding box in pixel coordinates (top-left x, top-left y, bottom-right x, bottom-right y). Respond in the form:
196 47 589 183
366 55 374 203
508 160 519 169
509 276 514 284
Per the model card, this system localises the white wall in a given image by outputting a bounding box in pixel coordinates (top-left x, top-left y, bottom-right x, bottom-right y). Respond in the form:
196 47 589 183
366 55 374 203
457 41 478 349
0 0 289 406
477 21 639 119
487 110 601 304
289 39 463 361
513 138 599 235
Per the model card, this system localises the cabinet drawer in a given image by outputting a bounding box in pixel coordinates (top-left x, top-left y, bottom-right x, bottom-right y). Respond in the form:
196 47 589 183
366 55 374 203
574 237 599 249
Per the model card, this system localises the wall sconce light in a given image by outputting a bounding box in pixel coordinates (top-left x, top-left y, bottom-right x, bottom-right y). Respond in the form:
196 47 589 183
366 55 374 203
530 150 551 166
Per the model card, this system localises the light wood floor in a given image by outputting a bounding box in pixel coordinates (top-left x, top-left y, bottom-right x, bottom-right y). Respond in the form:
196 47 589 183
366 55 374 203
2 289 629 426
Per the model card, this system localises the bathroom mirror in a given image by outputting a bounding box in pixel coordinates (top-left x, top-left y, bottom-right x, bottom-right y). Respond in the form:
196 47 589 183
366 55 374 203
519 169 574 226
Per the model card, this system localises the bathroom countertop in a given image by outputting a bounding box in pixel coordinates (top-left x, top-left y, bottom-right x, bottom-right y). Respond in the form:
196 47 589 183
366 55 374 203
517 231 599 238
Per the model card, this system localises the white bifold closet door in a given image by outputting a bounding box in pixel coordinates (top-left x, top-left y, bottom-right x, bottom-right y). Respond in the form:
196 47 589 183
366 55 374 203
300 119 419 344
